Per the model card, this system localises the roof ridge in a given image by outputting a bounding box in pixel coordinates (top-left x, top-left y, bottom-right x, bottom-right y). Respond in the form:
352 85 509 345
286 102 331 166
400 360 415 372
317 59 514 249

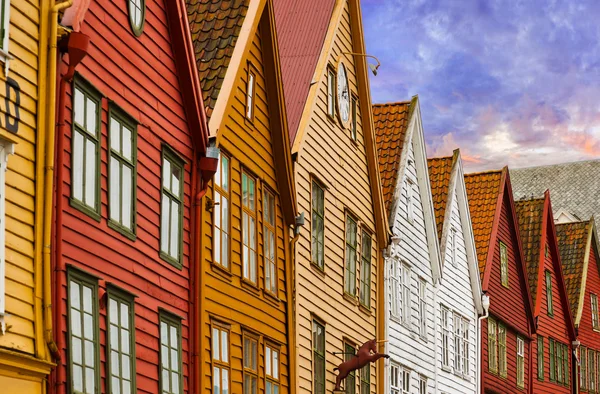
465 169 503 177
512 158 600 171
427 155 453 162
373 100 411 107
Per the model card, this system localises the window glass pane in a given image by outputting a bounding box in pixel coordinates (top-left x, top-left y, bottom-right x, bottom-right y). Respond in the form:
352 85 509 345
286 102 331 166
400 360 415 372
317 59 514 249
73 132 84 201
122 126 132 160
74 88 85 126
170 200 180 258
110 157 120 221
221 156 229 191
110 119 121 152
266 346 271 375
221 330 228 361
161 196 170 253
122 166 132 229
86 98 97 135
273 350 279 378
85 139 96 207
172 165 181 197
163 159 171 189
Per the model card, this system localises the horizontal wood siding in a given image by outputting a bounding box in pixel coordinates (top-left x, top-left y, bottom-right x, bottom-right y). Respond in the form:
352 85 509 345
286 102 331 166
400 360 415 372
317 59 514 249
56 1 194 393
578 242 600 392
295 2 378 393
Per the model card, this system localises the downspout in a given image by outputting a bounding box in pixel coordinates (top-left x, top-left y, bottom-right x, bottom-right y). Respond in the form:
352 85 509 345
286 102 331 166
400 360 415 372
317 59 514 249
528 334 533 394
287 227 300 394
477 294 490 394
189 151 198 394
433 280 440 394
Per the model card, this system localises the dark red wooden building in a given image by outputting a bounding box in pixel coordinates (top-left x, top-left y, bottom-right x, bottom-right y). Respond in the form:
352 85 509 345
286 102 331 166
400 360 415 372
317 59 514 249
465 168 536 394
557 217 600 393
50 1 210 393
515 192 577 393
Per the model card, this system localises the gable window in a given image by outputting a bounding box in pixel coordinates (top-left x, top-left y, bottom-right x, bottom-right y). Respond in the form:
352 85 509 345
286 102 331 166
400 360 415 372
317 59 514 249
400 263 411 323
537 336 544 381
488 318 498 373
545 270 553 316
417 280 426 337
67 268 100 394
108 105 137 237
499 242 509 288
313 320 326 394
390 260 400 319
406 179 415 222
246 67 256 120
441 306 451 368
344 214 358 296
311 181 325 269
359 231 372 308
591 293 599 330
128 0 145 36
351 96 358 141
581 347 587 390
360 364 369 394
327 68 335 118
71 78 101 219
212 323 230 394
160 312 182 394
242 171 257 283
107 287 136 394
516 337 525 388
450 227 457 266
498 323 507 378
160 148 184 266
344 343 356 394
0 0 10 52
243 334 258 394
214 153 230 269
263 189 277 295
0 141 12 334
265 344 280 394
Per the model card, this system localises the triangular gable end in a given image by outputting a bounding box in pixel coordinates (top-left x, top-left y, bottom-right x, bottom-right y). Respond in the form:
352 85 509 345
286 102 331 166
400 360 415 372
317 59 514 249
574 217 600 326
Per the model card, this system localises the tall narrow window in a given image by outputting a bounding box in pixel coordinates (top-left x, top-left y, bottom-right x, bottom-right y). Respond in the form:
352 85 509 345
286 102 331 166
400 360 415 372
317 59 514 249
462 319 470 376
265 344 280 394
500 242 509 288
351 96 358 140
344 215 358 296
327 69 335 117
243 335 258 394
581 347 587 390
0 0 10 51
242 171 257 283
160 149 184 266
359 232 372 307
401 264 411 323
264 190 277 295
0 141 12 333
441 306 450 368
160 312 182 394
344 343 356 394
556 341 563 383
454 313 463 373
68 269 99 394
418 280 426 337
246 69 256 120
402 368 410 393
516 337 525 388
107 288 136 394
71 78 101 218
590 349 596 391
390 364 400 394
212 324 230 394
406 179 415 222
488 319 498 373
360 364 369 394
549 338 555 381
545 270 553 316
313 320 326 394
128 0 145 36
390 260 400 318
537 336 544 381
214 153 230 269
109 106 137 236
591 293 599 330
498 323 507 377
419 376 427 394
311 181 325 269
450 227 457 265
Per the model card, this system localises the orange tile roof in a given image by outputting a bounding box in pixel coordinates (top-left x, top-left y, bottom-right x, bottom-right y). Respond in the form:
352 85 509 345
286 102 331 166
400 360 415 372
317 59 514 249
464 170 503 277
515 197 545 307
427 155 454 241
556 220 589 319
373 100 412 215
187 0 249 120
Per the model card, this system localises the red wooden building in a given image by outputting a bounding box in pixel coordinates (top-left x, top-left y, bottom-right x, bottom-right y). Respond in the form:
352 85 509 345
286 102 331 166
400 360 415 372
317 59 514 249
556 217 600 393
50 1 210 393
515 192 577 393
465 168 536 394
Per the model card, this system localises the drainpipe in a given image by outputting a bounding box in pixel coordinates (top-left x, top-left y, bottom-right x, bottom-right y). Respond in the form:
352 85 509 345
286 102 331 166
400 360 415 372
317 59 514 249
189 150 198 394
477 294 490 394
433 280 440 394
287 226 300 394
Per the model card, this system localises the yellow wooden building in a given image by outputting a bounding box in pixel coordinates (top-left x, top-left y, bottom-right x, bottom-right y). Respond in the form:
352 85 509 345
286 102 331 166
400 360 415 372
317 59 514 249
187 0 298 393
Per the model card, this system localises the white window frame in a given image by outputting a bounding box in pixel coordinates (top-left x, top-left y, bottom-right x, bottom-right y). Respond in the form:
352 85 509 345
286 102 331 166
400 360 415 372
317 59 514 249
417 279 426 338
402 368 411 394
461 318 470 376
454 313 463 373
246 68 255 120
390 259 400 319
591 293 599 330
450 227 457 266
441 306 451 368
500 242 509 288
390 364 400 394
0 140 12 335
517 337 525 388
327 69 335 117
418 375 427 394
401 263 411 324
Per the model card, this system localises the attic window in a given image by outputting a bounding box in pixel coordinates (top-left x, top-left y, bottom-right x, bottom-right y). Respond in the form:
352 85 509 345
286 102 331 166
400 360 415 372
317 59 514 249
327 68 335 118
128 0 145 37
246 66 256 121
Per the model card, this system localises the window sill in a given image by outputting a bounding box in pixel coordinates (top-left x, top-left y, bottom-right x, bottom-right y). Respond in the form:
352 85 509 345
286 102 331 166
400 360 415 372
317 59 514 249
441 366 452 373
69 198 101 223
310 262 327 278
358 302 371 316
108 220 136 241
211 263 233 281
343 292 358 305
241 278 260 295
159 251 183 270
263 289 280 305
0 49 13 75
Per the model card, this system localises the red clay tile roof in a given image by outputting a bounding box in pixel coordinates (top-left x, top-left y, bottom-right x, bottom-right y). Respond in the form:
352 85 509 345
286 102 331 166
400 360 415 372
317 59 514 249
464 170 503 277
187 0 249 120
556 220 589 319
274 0 336 142
515 197 545 307
373 101 412 215
427 155 454 241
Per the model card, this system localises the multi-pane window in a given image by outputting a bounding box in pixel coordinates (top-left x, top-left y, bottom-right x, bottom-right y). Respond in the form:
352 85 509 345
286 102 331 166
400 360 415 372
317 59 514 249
549 339 555 381
0 0 10 51
214 153 230 269
454 314 463 373
246 69 256 120
590 349 597 391
390 260 400 318
517 337 525 388
242 171 257 283
359 232 372 307
462 319 470 376
401 264 411 323
344 215 358 296
212 324 230 394
160 313 182 394
313 320 325 394
109 107 136 235
498 323 507 377
265 344 280 394
450 227 457 266
488 319 498 373
68 269 99 394
0 141 12 334
557 340 564 383
72 79 101 217
537 336 544 381
545 270 553 316
128 0 145 36
442 307 451 368
419 376 427 394
360 365 369 394
311 181 325 269
107 289 136 394
160 149 184 266
390 364 400 394
592 293 599 330
344 343 356 394
351 96 358 140
417 280 426 337
243 335 258 394
402 368 411 393
263 190 277 294
327 69 335 117
581 347 588 390
500 242 509 288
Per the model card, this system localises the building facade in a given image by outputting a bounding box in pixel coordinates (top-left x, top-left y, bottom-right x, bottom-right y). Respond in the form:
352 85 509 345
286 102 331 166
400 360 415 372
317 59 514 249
51 1 209 393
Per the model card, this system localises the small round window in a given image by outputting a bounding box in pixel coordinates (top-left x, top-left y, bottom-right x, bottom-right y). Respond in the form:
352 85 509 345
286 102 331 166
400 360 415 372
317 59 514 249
128 0 145 36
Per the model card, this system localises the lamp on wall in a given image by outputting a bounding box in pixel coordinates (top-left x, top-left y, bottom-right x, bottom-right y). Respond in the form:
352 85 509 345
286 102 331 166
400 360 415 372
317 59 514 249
342 52 381 76
198 137 220 200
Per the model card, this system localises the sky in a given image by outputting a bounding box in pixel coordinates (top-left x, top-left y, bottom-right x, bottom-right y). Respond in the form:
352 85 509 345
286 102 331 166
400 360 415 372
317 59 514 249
361 0 600 172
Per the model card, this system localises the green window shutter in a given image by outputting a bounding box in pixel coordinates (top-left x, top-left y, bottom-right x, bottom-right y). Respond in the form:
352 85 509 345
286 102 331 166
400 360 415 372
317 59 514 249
549 339 555 381
537 336 544 381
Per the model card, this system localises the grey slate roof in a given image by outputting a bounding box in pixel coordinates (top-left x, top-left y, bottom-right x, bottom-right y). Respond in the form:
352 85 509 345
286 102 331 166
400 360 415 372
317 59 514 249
510 159 600 222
